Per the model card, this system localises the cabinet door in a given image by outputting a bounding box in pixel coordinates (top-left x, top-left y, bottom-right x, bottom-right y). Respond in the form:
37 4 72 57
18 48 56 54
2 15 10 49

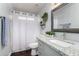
43 43 61 56
38 40 61 56
38 40 45 56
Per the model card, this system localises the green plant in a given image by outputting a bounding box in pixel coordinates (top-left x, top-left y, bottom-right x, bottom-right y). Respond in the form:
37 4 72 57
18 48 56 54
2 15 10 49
41 12 48 23
46 31 55 35
40 12 48 29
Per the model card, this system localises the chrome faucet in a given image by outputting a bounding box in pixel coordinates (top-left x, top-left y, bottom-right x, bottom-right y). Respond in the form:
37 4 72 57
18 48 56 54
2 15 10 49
60 23 71 40
60 23 71 29
62 32 66 40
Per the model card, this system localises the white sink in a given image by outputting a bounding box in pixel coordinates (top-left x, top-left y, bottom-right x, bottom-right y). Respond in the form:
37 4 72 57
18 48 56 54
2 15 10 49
49 40 72 47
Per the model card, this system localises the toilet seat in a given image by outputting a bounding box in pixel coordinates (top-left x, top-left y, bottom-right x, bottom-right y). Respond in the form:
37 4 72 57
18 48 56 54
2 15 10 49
29 42 38 49
29 42 38 56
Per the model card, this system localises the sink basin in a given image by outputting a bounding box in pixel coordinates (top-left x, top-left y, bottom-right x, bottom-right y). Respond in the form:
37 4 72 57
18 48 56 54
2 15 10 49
49 40 72 47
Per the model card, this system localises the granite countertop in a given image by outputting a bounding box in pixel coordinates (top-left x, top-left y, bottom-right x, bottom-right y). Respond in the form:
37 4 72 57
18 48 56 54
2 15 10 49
37 34 79 56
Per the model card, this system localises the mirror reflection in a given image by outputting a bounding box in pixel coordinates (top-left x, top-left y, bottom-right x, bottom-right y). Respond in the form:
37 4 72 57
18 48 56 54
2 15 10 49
53 3 79 29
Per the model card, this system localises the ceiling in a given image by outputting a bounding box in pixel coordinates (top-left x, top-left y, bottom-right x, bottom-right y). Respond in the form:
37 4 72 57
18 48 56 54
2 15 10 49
12 3 48 14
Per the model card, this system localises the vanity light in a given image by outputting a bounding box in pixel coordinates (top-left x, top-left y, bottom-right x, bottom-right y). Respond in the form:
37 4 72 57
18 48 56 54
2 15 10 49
18 16 34 21
27 17 34 21
18 16 26 20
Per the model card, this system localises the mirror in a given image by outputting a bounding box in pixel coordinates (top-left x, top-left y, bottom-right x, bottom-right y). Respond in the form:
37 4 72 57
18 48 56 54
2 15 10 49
51 3 79 33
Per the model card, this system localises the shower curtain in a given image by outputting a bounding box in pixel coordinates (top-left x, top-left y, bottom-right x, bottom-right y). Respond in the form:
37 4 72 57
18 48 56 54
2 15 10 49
12 15 40 52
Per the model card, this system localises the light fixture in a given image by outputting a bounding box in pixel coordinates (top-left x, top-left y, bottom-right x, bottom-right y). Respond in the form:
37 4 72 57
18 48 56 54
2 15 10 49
27 17 34 21
18 16 34 21
18 16 26 20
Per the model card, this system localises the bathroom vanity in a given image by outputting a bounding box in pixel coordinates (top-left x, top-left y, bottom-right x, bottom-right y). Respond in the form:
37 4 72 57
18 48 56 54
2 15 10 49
37 35 67 56
37 34 79 56
38 39 66 56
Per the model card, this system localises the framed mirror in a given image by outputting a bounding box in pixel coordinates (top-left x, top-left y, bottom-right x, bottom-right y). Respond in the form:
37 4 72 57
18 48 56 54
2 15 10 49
51 3 79 33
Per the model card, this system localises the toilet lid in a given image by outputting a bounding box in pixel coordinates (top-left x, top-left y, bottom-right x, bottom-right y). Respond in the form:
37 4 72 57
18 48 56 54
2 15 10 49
29 42 38 48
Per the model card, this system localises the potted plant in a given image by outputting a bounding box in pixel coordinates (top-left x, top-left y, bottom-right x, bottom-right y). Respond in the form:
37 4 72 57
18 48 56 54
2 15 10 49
40 12 48 29
45 31 55 38
41 12 48 23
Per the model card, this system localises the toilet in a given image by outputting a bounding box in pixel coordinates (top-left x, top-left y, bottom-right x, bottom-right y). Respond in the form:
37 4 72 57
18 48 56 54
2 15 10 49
29 42 38 56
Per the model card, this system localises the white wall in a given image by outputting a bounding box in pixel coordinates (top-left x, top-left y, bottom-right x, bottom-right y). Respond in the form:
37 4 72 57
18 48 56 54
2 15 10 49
0 3 12 56
53 4 79 42
38 4 52 33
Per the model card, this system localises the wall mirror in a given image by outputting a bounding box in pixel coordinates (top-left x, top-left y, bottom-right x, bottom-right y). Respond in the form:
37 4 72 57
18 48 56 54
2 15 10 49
51 3 79 33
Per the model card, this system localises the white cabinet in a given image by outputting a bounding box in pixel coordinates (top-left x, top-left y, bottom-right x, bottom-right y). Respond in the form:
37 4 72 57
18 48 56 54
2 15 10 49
38 40 62 56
